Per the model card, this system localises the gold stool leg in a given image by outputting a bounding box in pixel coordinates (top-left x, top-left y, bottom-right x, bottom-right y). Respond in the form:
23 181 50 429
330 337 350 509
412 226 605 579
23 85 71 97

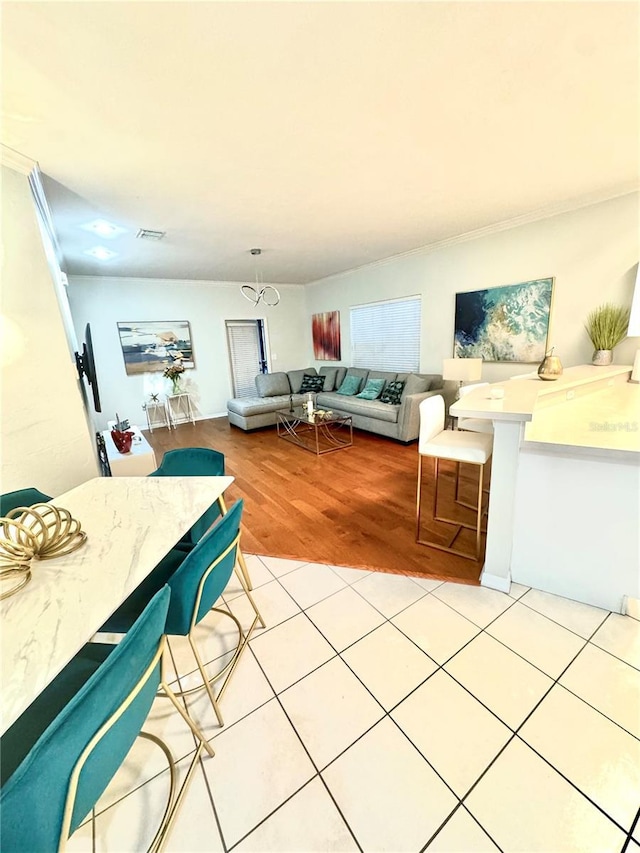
188 633 225 727
415 455 423 541
476 463 484 560
233 560 266 628
170 600 263 728
417 457 488 562
218 495 253 591
236 549 253 592
160 647 216 758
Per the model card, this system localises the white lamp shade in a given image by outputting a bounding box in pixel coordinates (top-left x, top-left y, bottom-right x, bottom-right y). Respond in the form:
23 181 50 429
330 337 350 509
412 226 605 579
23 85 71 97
628 262 640 337
442 358 483 382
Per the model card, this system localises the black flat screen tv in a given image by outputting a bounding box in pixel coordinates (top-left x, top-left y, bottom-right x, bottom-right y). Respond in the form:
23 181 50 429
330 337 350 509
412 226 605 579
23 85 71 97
75 323 102 413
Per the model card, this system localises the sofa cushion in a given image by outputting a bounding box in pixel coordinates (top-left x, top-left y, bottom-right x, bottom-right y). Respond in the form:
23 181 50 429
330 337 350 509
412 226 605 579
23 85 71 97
255 372 291 397
300 374 325 393
397 373 441 389
336 374 362 396
356 378 385 400
366 371 397 388
380 380 404 405
318 393 399 423
401 374 431 398
344 367 369 385
334 367 347 388
319 366 339 392
228 394 302 417
287 367 317 393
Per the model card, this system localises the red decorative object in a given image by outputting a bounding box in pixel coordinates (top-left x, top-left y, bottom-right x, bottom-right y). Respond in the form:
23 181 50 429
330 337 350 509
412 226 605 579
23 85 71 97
111 429 134 454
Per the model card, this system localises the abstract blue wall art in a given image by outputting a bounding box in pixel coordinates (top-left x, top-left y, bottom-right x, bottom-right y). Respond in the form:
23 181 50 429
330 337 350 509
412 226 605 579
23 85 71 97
454 278 554 363
117 320 195 375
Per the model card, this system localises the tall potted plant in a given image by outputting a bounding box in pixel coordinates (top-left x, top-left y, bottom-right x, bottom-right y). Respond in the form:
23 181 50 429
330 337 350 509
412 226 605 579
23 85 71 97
585 303 629 365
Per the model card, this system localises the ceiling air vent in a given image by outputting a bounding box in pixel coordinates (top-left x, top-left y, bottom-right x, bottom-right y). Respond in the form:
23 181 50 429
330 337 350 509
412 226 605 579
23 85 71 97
136 229 166 241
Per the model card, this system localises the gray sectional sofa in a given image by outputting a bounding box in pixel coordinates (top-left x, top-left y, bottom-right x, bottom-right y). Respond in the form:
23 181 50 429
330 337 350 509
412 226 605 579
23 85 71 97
227 366 457 443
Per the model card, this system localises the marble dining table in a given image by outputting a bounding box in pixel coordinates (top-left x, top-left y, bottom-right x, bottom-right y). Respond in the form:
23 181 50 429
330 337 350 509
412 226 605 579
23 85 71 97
0 475 234 735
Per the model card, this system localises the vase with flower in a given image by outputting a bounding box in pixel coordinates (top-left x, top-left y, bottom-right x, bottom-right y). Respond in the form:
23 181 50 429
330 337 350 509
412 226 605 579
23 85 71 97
164 358 185 395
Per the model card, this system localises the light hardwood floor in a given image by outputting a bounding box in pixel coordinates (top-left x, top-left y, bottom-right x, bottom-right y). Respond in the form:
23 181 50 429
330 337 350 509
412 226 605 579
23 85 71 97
143 417 486 584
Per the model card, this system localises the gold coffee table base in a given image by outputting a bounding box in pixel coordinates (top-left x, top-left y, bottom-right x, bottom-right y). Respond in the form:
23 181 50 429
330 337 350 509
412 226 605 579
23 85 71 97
276 408 353 455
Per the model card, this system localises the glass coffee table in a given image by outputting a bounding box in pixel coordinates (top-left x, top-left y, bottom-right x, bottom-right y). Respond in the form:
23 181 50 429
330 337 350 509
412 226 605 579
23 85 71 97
276 407 353 455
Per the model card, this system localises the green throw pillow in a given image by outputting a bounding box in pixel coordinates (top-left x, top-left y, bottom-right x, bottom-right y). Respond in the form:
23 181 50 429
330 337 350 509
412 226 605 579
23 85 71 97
336 375 362 396
380 380 404 405
356 378 385 400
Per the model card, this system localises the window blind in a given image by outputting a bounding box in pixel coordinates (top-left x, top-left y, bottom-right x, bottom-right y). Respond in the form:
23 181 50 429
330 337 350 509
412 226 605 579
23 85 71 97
350 296 421 372
226 320 261 397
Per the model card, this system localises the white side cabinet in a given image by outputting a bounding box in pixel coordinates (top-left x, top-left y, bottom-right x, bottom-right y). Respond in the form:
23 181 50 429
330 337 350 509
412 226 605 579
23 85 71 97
102 426 158 476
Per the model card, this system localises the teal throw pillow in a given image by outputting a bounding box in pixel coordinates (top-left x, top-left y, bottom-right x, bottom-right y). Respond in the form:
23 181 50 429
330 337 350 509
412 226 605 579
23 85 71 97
356 378 385 400
380 380 404 405
336 375 362 396
300 374 325 393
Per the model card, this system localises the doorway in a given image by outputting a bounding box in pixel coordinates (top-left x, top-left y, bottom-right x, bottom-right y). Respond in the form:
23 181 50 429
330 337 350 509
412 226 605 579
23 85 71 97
225 319 269 397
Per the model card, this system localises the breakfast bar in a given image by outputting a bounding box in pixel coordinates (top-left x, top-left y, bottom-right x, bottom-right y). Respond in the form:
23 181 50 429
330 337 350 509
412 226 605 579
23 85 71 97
451 365 639 613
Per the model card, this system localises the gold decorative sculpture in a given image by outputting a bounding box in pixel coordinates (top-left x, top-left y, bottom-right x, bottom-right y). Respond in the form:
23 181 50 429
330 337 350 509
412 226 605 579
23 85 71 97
0 504 86 600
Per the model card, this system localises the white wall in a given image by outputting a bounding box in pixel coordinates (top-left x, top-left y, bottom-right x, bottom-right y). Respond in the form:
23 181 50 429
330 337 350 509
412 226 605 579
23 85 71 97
67 277 309 430
1 164 99 496
65 193 639 435
304 193 640 381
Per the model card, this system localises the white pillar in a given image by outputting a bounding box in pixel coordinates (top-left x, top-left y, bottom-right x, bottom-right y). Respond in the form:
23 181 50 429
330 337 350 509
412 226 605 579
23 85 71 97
480 419 525 592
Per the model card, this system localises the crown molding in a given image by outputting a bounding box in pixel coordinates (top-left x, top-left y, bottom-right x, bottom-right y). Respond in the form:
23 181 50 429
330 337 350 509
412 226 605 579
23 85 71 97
66 274 303 289
420 183 640 255
307 183 640 287
1 144 37 175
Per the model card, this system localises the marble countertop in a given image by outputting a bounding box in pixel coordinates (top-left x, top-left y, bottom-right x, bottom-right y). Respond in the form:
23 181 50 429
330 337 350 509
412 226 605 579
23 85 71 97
0 475 234 734
450 364 632 423
450 364 638 458
523 384 640 459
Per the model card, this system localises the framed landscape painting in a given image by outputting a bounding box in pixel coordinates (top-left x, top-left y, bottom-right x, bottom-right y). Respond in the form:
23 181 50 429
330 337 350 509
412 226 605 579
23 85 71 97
454 278 554 363
312 311 341 360
117 320 195 375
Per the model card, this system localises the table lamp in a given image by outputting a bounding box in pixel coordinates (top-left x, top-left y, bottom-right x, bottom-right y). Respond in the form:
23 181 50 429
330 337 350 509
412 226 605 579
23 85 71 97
628 262 640 383
442 357 483 397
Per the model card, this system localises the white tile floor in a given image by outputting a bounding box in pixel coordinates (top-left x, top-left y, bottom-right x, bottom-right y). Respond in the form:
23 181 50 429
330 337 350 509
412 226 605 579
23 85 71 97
68 555 640 853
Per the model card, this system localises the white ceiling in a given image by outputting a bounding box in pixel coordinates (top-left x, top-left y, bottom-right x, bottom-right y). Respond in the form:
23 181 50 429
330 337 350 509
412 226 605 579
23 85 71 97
2 2 638 285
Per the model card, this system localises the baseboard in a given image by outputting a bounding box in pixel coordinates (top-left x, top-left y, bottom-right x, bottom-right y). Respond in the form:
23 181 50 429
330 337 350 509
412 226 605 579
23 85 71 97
480 568 512 593
623 595 640 621
195 411 228 422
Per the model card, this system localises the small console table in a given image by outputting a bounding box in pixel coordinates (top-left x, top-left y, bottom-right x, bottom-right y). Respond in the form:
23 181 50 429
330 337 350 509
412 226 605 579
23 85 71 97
166 392 196 427
142 393 196 430
143 400 171 432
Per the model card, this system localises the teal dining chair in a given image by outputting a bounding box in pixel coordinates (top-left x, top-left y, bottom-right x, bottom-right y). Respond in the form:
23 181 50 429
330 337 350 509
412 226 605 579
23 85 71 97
101 499 264 728
149 447 255 591
0 586 209 852
1 487 52 516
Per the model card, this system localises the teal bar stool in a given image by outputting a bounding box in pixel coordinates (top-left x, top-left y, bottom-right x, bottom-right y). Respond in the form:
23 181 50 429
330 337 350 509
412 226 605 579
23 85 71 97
0 586 208 852
149 447 255 591
102 499 265 728
1 487 52 516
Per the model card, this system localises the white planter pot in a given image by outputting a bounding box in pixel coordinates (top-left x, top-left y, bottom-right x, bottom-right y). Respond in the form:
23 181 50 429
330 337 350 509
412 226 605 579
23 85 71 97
592 349 613 366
